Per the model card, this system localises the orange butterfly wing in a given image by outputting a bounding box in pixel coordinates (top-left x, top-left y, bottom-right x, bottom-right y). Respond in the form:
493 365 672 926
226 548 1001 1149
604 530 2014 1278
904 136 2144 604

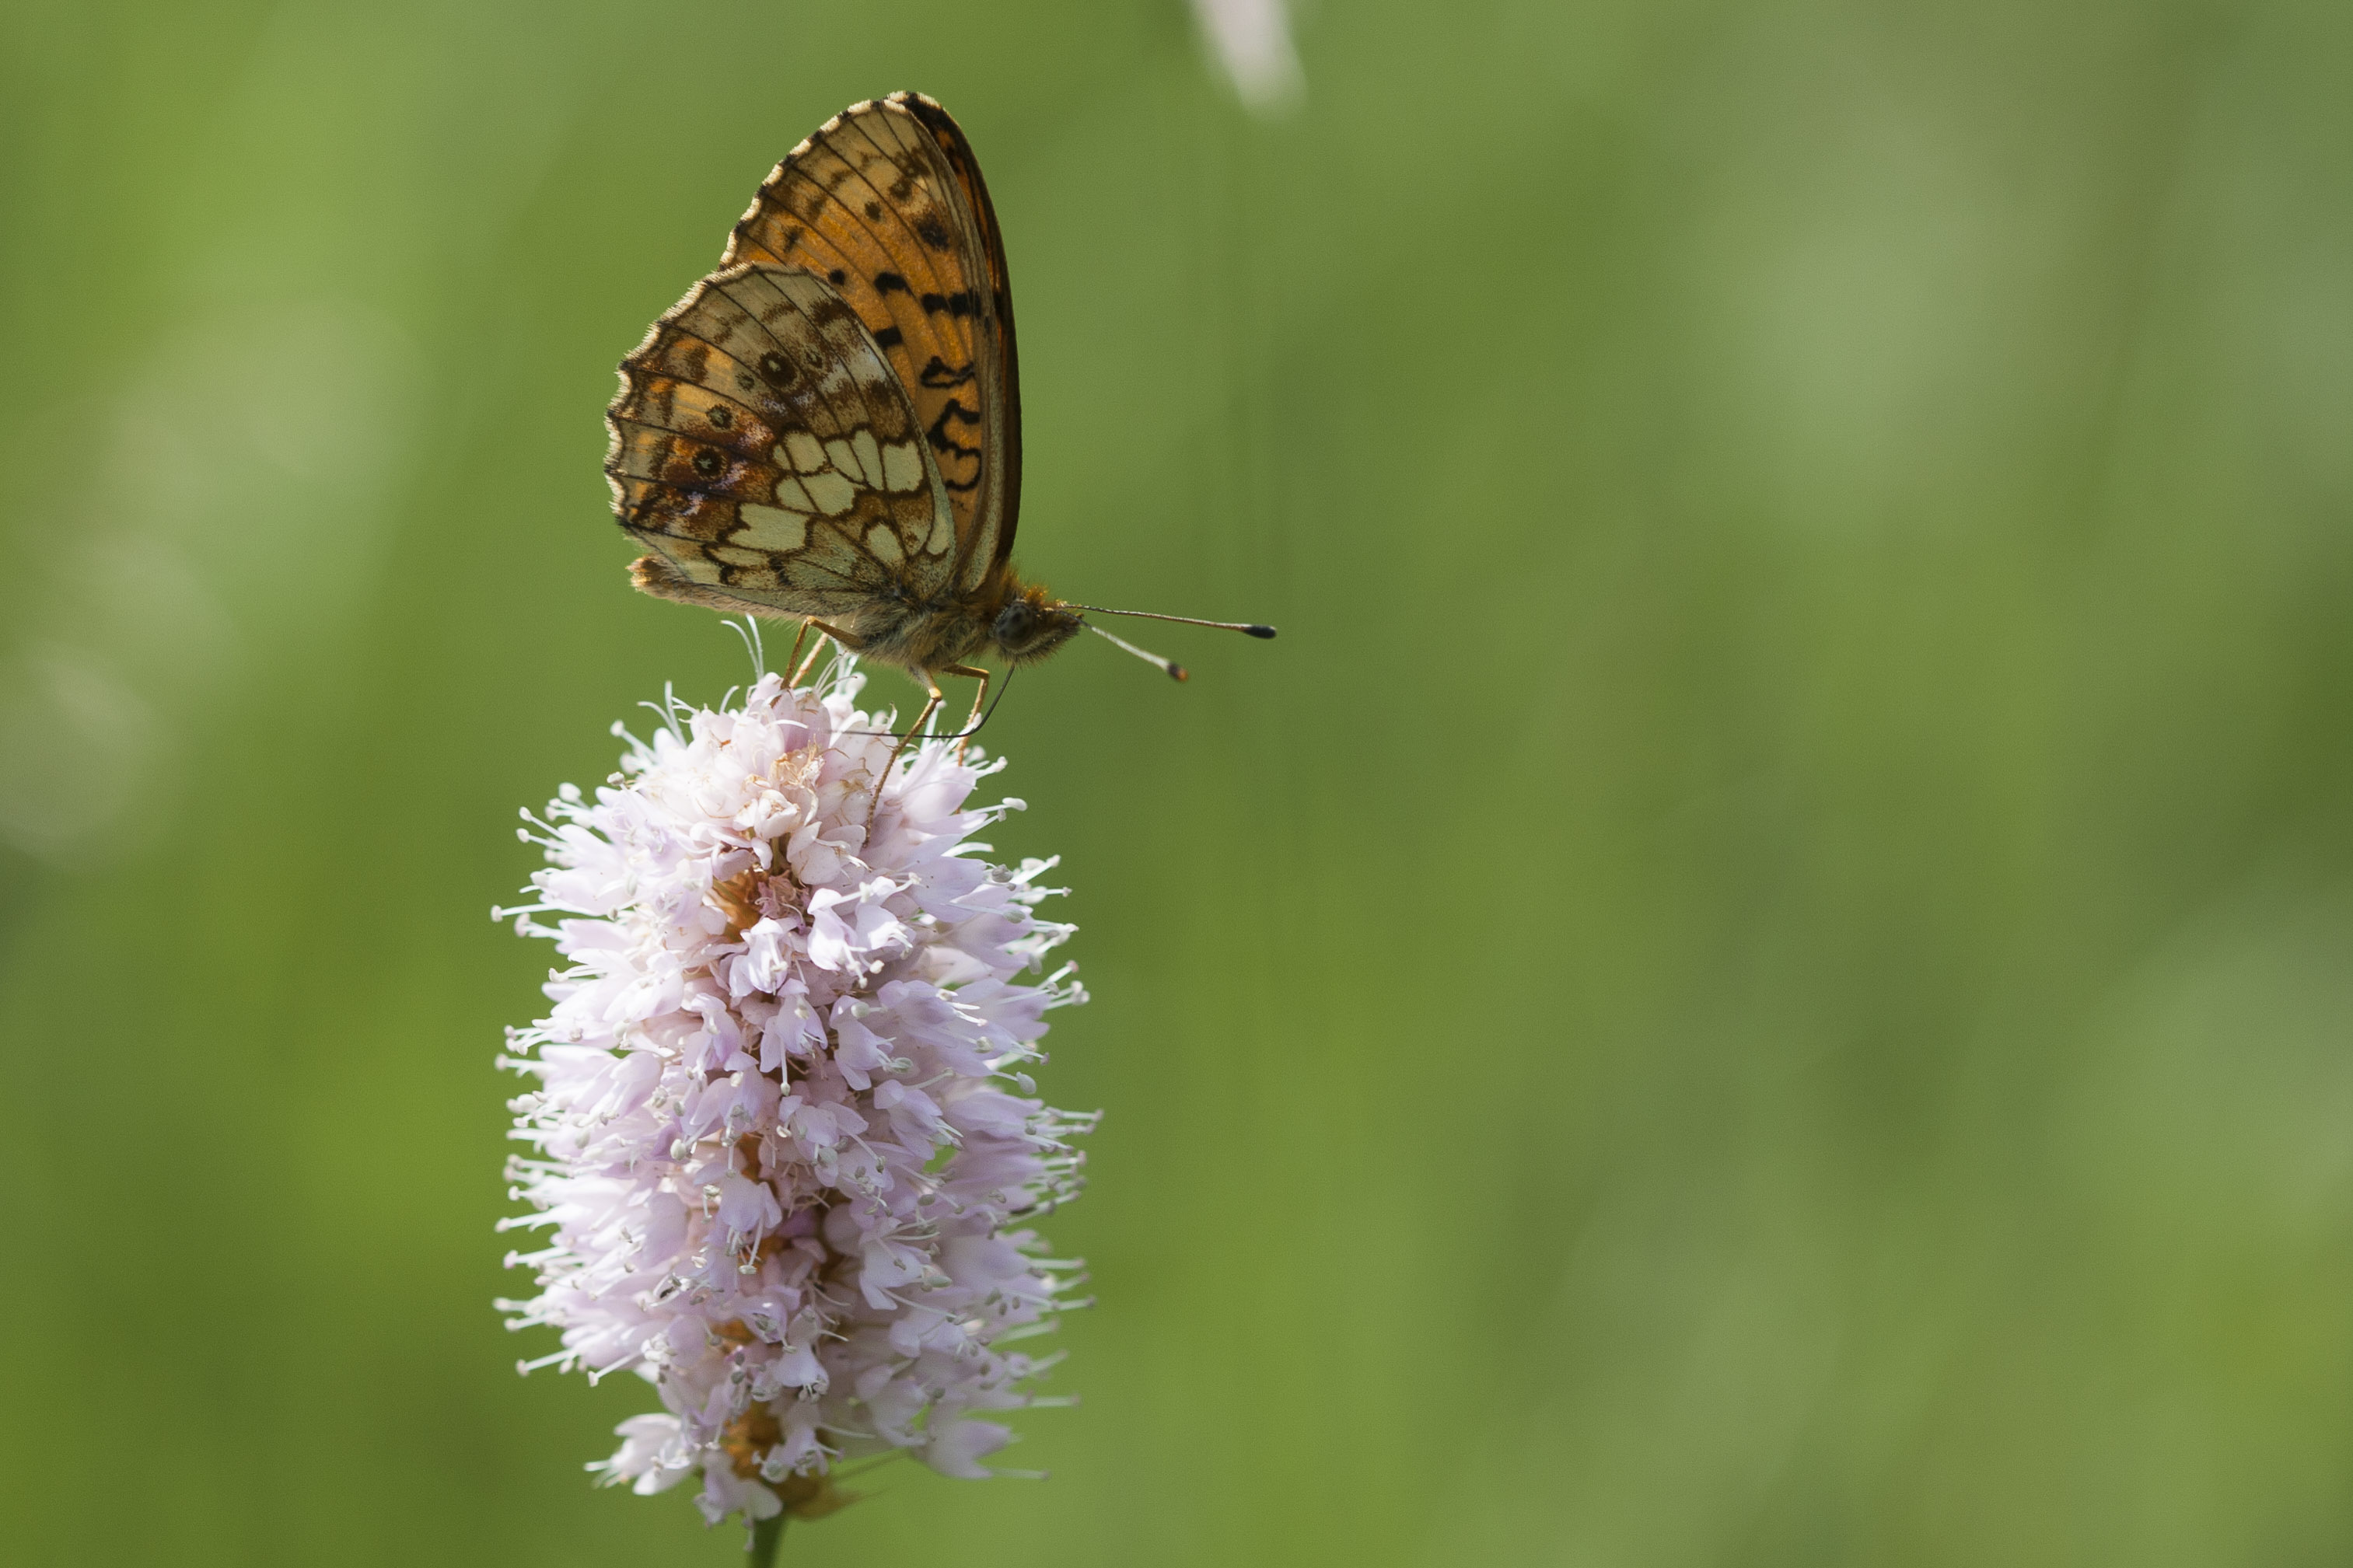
723 93 1020 593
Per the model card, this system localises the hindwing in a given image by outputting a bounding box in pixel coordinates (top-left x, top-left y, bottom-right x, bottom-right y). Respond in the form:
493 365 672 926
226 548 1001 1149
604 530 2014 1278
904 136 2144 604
722 91 1019 592
605 264 956 620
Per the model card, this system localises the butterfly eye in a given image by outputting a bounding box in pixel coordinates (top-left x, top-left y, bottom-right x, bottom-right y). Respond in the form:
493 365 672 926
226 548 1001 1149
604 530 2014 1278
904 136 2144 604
756 351 796 387
992 599 1034 643
691 448 724 477
706 407 734 431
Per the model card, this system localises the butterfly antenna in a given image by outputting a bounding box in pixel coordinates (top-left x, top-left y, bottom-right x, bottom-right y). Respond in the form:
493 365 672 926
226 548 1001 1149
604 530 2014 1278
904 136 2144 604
1086 621 1190 682
1074 606 1278 639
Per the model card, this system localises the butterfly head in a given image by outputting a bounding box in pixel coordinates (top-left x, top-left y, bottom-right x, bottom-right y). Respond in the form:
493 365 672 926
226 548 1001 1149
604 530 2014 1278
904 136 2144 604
990 583 1084 666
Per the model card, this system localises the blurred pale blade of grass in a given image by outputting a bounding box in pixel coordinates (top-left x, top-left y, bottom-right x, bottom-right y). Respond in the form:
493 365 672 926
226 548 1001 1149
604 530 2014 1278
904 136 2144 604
2 2 2351 1565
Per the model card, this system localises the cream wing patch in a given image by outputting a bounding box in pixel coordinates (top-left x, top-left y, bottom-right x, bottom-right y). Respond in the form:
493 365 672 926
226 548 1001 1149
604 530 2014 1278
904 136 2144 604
782 431 826 472
802 468 858 516
736 505 807 550
882 440 924 492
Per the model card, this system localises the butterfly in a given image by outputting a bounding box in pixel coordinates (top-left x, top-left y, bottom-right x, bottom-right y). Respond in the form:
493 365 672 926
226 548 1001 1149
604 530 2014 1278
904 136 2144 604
604 91 1271 739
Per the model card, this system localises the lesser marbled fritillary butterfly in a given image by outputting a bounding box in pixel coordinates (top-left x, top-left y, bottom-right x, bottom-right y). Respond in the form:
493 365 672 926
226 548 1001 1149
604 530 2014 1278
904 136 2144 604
605 92 1271 738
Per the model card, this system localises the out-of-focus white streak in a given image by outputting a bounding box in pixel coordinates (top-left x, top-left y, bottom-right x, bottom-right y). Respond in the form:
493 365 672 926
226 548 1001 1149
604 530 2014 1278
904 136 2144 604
1190 0 1305 112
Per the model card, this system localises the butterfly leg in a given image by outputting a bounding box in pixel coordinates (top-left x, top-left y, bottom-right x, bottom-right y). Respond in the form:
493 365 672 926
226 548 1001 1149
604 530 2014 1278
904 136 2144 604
936 663 990 759
868 673 945 835
797 619 865 686
783 620 813 687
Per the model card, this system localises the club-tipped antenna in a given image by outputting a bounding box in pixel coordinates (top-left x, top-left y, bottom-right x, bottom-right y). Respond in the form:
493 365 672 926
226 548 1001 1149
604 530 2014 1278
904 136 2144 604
1086 621 1189 682
1073 606 1278 639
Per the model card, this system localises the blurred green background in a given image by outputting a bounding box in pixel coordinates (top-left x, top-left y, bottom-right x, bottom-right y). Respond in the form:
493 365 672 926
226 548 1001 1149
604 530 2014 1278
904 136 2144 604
4 0 2351 1563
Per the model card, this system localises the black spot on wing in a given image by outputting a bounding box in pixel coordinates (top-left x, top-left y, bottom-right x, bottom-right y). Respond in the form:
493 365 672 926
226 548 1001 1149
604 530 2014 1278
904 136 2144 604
872 271 911 295
919 290 977 319
872 325 903 349
918 356 974 388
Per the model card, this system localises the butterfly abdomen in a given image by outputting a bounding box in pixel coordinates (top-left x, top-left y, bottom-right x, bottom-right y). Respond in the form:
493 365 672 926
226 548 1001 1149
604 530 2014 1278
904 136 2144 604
842 588 991 675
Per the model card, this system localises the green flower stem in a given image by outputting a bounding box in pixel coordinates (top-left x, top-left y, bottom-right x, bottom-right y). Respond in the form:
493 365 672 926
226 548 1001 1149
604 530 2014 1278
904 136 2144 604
748 1511 786 1567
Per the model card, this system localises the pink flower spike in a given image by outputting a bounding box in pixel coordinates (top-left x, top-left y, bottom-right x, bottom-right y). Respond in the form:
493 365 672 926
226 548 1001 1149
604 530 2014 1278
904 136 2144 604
501 660 1091 1531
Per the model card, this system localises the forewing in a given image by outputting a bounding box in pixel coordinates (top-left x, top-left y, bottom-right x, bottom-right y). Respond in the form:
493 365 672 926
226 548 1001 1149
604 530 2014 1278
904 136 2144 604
606 264 956 620
724 92 1019 591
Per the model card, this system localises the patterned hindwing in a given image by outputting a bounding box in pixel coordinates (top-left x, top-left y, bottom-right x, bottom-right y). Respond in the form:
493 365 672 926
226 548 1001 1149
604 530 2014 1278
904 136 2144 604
606 264 958 621
723 92 1019 594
